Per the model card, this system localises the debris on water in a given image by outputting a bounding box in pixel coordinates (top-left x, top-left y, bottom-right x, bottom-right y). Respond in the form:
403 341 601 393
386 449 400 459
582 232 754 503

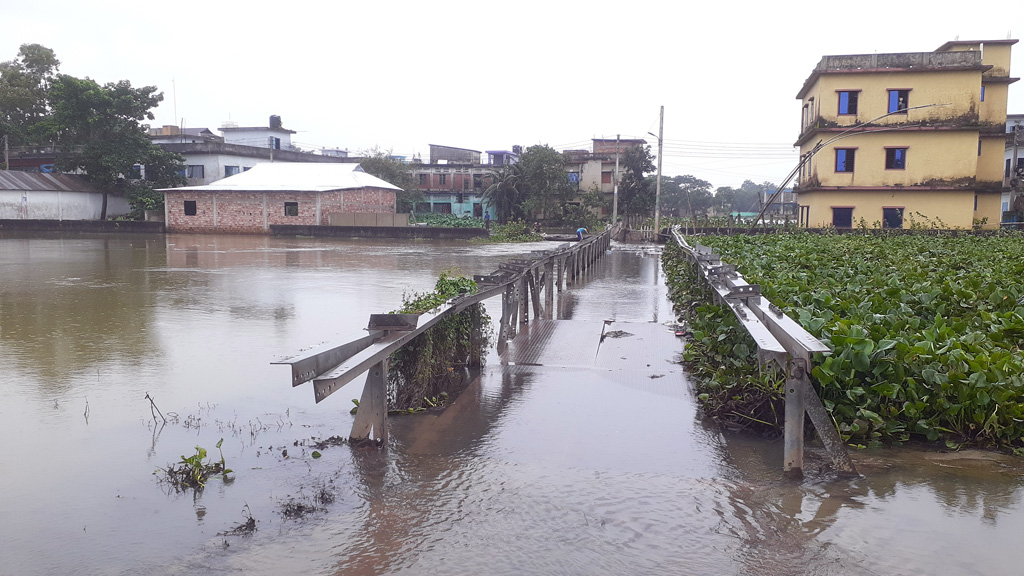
601 330 633 341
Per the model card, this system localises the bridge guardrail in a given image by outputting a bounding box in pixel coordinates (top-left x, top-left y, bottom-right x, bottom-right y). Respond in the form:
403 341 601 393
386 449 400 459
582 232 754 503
670 227 856 477
273 225 616 443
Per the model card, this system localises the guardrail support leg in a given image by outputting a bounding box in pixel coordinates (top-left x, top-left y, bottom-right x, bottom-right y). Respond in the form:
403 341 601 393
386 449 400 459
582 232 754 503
497 284 514 355
544 260 554 319
350 359 388 444
518 277 529 324
528 269 542 320
802 376 859 476
784 358 806 476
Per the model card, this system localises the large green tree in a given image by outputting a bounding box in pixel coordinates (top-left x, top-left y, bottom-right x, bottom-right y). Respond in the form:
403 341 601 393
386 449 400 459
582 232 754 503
44 74 184 218
357 146 421 212
618 144 656 217
660 175 714 218
715 180 776 214
0 43 60 151
518 144 573 221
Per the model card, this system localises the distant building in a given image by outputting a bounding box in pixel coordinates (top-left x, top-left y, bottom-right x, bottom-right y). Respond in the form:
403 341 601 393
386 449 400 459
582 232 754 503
795 39 1017 229
161 163 399 234
151 116 356 186
429 144 481 165
220 115 296 150
410 144 518 217
761 188 797 216
563 138 647 217
1003 114 1024 220
0 172 130 220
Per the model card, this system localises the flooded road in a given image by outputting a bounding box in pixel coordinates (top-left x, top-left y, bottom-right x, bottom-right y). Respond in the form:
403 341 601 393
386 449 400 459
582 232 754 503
0 232 1022 575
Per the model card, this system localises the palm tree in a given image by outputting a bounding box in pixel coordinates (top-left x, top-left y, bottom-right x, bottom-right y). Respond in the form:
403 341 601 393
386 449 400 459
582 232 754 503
482 163 525 223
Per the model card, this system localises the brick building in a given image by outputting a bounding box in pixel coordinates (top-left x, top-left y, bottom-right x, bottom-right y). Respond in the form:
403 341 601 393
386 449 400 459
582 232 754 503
162 163 399 234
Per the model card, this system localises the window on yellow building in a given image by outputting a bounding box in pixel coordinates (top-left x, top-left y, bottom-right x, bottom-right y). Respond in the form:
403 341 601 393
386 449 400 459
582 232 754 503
882 207 904 229
887 90 909 114
835 148 856 172
832 207 853 228
601 171 612 184
838 91 859 115
885 148 907 170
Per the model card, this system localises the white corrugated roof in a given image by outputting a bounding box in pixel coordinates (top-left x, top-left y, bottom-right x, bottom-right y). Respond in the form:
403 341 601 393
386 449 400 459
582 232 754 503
161 162 402 192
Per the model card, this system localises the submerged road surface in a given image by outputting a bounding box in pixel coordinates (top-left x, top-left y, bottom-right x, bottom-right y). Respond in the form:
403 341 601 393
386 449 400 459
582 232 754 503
1 235 1022 575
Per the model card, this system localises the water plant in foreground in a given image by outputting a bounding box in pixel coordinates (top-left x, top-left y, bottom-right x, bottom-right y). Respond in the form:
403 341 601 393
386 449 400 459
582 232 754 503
157 438 233 491
664 231 1024 451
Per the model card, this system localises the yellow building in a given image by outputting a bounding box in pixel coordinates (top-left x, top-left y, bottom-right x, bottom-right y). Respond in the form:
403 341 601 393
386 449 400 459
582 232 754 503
795 39 1017 229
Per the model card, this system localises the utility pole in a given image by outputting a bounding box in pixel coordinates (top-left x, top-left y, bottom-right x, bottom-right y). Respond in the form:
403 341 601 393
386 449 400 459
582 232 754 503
612 133 620 223
2 134 8 170
654 106 664 240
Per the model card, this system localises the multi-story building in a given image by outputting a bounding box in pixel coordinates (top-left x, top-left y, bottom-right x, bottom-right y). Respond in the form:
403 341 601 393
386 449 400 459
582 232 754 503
795 39 1016 229
563 138 647 218
150 116 355 186
408 144 516 217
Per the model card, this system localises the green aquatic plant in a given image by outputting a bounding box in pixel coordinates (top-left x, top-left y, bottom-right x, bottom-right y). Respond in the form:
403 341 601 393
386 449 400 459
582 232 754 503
664 231 1024 449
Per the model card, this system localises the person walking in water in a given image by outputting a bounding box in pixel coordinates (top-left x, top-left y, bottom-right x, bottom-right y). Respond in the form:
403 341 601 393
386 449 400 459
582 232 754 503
576 227 587 241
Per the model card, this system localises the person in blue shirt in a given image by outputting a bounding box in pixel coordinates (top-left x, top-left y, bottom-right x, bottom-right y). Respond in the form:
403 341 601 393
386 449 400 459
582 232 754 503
576 227 587 241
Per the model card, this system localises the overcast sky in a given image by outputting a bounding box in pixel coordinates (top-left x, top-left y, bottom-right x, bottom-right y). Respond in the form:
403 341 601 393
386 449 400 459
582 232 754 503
3 0 1022 189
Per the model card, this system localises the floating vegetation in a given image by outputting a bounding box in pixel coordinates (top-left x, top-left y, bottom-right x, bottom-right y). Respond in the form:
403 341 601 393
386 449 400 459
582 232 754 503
218 504 257 538
665 231 1024 450
156 439 233 492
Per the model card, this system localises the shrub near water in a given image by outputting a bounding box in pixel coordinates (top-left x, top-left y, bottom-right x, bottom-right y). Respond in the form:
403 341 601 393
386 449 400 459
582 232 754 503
662 242 787 434
667 232 1024 450
387 273 491 410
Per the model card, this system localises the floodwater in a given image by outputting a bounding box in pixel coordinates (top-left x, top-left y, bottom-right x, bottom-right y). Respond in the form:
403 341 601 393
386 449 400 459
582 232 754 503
0 232 1022 576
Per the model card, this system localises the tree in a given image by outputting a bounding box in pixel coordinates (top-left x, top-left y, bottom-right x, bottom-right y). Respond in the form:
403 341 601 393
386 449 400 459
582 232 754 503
357 146 421 212
661 175 713 219
618 144 656 217
518 144 573 221
482 162 526 223
0 43 60 150
45 74 184 218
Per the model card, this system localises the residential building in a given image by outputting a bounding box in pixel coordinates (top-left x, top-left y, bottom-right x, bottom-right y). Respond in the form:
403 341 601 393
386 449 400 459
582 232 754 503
563 138 647 217
151 116 356 186
409 144 508 217
161 163 399 234
795 39 1017 229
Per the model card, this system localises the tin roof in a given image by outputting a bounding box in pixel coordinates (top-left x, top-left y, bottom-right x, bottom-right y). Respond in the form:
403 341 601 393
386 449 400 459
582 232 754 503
161 162 402 192
0 171 99 193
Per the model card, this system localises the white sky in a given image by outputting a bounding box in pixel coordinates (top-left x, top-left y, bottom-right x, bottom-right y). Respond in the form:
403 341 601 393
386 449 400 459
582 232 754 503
3 0 1022 189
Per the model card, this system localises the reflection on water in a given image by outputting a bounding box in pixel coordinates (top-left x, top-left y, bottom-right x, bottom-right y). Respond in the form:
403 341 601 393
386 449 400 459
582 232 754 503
1 233 1023 576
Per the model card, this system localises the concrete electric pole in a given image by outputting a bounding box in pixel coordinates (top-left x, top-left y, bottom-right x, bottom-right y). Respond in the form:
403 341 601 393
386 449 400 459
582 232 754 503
654 106 664 240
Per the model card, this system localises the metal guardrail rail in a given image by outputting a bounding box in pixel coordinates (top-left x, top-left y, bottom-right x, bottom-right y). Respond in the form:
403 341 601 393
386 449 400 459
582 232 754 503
273 227 615 443
670 227 857 476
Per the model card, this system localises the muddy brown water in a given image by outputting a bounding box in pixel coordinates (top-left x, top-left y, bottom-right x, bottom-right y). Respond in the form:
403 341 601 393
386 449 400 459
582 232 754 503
0 232 1022 575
